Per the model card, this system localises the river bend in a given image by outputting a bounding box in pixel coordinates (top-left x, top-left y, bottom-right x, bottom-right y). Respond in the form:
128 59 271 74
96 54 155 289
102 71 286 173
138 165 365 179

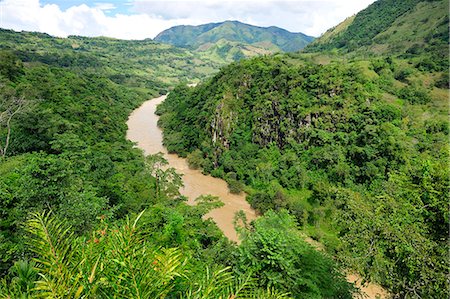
126 95 257 242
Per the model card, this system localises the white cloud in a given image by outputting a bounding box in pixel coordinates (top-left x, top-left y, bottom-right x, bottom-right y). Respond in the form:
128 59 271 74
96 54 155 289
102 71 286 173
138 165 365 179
0 0 184 39
94 2 117 12
129 0 376 36
0 0 376 39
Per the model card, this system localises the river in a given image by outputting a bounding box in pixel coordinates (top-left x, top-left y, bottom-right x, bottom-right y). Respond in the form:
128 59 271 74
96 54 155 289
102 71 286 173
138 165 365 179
126 94 387 298
126 94 256 242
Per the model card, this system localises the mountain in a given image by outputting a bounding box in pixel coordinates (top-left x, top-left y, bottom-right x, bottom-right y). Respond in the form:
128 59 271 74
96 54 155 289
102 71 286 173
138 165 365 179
155 0 449 297
155 21 314 60
306 0 448 62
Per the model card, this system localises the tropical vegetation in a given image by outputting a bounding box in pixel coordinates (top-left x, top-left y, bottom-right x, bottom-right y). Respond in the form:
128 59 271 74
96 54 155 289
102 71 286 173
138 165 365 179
0 18 351 299
0 0 448 298
156 0 449 297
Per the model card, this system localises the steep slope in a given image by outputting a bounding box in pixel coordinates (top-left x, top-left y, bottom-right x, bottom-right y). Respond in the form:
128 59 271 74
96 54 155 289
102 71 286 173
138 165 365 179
306 0 448 65
156 1 449 297
310 16 355 46
155 20 314 60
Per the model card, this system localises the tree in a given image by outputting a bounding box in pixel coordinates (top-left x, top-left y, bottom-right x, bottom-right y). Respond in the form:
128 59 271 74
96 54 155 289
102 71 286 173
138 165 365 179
335 165 449 298
236 210 354 298
1 211 295 299
0 51 24 81
0 94 30 158
145 153 183 199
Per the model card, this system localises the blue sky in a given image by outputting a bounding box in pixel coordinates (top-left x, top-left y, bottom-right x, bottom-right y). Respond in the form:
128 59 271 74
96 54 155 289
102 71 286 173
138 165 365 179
40 0 131 15
1 0 376 39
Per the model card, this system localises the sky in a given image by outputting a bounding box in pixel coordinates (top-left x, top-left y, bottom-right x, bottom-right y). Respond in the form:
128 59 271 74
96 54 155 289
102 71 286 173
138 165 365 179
0 0 376 40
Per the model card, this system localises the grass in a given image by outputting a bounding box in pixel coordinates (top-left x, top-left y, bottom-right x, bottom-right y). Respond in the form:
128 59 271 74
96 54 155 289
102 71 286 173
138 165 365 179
372 1 448 53
430 88 449 111
310 16 355 45
0 155 26 176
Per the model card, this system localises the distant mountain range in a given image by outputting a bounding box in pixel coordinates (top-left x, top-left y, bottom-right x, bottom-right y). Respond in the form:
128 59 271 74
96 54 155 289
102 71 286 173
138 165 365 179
155 21 314 61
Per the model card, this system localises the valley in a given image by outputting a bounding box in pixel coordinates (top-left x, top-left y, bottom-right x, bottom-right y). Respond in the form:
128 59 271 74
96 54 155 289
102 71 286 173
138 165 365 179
126 94 256 242
0 0 448 298
127 92 388 299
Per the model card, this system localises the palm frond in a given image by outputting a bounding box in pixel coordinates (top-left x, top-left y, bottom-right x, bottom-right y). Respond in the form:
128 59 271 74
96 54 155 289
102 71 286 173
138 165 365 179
247 288 293 299
183 267 255 299
25 211 84 298
97 214 187 298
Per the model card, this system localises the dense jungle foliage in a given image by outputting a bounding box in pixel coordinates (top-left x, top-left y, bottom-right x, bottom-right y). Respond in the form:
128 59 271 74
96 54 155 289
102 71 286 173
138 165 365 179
156 1 449 297
1 0 448 297
0 30 353 298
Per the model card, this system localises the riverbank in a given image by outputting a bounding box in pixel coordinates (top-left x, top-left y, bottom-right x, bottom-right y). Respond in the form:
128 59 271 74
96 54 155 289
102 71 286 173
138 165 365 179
126 95 256 242
126 94 388 298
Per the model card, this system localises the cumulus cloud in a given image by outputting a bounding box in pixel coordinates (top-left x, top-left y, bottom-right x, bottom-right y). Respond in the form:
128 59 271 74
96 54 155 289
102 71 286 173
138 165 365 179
0 0 182 39
129 0 376 36
94 2 117 12
0 0 376 39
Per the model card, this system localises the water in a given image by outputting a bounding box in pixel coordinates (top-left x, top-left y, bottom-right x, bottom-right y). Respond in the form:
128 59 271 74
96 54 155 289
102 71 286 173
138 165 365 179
126 95 387 298
126 95 256 242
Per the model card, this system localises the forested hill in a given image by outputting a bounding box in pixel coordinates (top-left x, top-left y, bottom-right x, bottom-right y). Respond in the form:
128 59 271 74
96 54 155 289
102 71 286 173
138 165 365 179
156 0 449 297
0 28 355 298
0 28 226 91
306 0 448 63
155 21 314 61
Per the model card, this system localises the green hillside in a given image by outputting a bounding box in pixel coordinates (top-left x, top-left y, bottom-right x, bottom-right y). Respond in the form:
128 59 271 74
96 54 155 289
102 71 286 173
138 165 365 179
0 28 227 91
306 0 448 66
155 21 314 61
0 29 354 298
1 0 449 297
156 1 449 297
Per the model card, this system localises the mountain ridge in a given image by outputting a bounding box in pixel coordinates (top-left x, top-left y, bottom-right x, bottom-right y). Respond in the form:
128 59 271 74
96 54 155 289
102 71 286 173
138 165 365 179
305 0 448 63
155 20 314 57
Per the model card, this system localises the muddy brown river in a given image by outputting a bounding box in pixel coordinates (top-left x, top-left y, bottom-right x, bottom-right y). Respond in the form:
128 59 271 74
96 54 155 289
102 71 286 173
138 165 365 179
126 94 387 298
126 95 257 242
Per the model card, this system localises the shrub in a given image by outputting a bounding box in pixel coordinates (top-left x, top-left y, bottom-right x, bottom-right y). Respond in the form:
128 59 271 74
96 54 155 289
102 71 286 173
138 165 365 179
398 85 431 104
187 149 204 169
225 172 244 194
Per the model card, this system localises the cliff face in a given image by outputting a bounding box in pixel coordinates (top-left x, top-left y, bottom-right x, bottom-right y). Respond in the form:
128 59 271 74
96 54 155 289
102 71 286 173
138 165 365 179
188 58 365 153
158 55 376 161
